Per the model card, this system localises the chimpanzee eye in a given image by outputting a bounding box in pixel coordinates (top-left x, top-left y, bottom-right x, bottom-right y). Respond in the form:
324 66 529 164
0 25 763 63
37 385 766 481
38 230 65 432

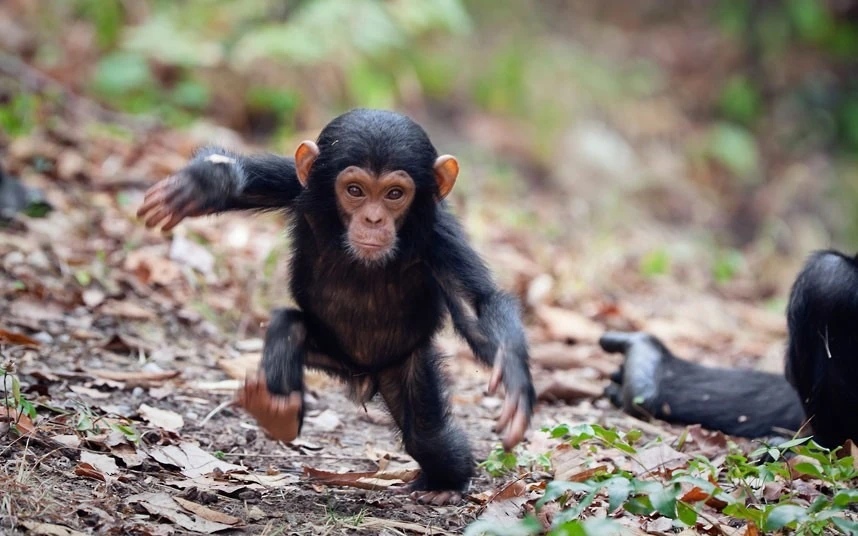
347 185 364 197
386 188 404 200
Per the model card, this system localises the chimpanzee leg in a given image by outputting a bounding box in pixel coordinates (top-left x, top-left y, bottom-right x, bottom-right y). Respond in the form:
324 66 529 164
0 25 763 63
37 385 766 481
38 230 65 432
786 250 858 448
237 308 308 443
600 332 805 438
377 345 474 505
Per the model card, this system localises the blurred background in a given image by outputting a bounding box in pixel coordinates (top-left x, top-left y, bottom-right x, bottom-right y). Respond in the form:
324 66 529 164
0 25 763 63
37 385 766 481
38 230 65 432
2 0 858 342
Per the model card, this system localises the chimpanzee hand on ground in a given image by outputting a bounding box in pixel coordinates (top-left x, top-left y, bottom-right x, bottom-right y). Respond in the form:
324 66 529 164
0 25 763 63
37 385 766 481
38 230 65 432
236 372 303 444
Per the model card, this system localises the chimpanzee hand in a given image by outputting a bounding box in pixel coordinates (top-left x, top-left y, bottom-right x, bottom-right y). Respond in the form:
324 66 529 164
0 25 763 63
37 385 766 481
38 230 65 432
236 371 303 444
137 154 240 231
488 345 535 451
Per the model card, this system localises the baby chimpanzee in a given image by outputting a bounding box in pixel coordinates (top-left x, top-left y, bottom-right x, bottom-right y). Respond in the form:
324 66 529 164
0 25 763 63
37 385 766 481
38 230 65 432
138 109 536 504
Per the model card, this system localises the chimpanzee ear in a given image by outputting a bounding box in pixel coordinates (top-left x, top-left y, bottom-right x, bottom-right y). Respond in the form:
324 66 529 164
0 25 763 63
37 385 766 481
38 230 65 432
295 141 320 188
433 155 458 201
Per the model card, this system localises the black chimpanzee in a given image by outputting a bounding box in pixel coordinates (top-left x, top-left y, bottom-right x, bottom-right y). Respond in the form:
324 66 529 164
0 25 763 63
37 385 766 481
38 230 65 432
601 250 858 449
137 109 536 504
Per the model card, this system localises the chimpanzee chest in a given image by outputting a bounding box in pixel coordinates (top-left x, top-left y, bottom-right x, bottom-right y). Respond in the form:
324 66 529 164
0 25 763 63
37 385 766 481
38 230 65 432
297 263 444 367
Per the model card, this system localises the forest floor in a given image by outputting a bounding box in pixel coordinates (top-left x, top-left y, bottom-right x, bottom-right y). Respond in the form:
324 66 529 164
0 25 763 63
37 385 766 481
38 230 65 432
0 99 825 536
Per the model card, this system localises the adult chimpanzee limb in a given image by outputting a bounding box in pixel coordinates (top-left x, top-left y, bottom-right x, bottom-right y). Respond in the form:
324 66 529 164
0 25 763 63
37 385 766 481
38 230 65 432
601 249 858 448
786 250 858 448
138 109 535 503
600 332 805 438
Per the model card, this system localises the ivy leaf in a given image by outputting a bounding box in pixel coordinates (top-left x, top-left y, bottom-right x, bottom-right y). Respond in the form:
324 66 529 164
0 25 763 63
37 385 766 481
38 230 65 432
604 477 632 512
764 504 807 531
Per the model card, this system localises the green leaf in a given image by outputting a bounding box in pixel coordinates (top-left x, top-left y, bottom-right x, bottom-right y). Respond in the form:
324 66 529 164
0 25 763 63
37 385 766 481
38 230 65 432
464 515 541 536
640 249 670 277
778 436 812 450
75 270 92 287
764 504 808 531
537 481 593 509
170 81 210 110
92 52 154 96
705 122 760 179
832 517 858 534
624 495 654 515
833 489 858 507
552 488 599 525
650 484 679 518
677 501 698 527
549 518 624 536
604 477 632 512
718 76 761 125
793 462 823 478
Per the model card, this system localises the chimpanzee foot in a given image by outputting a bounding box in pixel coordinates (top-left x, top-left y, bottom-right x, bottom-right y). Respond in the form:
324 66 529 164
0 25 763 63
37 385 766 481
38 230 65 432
409 489 463 505
236 372 302 443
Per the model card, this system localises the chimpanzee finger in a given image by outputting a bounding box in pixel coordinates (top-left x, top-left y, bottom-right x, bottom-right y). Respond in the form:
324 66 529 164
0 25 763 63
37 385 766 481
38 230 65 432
137 186 168 219
495 394 517 434
161 200 200 232
599 332 638 354
144 206 173 229
488 355 503 395
503 401 529 450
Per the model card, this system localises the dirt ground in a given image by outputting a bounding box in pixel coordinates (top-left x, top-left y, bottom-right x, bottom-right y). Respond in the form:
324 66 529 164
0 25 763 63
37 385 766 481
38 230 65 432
0 110 811 536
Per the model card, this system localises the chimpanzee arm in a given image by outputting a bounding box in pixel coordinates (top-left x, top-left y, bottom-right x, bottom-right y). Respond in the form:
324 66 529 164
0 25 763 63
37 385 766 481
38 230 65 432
427 209 535 450
137 146 301 231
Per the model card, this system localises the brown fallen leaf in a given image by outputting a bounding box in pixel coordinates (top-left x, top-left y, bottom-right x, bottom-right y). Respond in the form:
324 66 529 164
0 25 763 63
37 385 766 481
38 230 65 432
632 443 692 476
98 299 156 321
217 354 261 380
74 462 107 482
304 409 342 432
0 327 40 347
534 306 603 344
1 406 36 436
69 385 111 399
139 403 184 431
224 472 301 488
530 342 618 375
837 439 858 471
304 464 420 491
19 521 87 536
745 522 760 536
150 442 243 478
128 492 233 534
173 497 241 526
81 452 119 475
536 371 604 402
110 443 146 468
90 369 180 383
124 248 182 286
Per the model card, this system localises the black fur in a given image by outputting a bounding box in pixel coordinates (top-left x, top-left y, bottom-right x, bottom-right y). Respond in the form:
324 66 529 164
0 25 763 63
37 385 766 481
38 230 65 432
180 109 534 493
600 332 805 438
786 250 858 448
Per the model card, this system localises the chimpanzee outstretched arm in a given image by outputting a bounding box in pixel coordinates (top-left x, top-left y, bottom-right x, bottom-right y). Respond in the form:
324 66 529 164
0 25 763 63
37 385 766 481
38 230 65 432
428 210 535 450
138 147 301 231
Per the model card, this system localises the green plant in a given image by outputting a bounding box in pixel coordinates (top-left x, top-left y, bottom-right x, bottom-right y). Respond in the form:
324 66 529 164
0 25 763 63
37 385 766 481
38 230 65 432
0 94 38 138
471 425 858 535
